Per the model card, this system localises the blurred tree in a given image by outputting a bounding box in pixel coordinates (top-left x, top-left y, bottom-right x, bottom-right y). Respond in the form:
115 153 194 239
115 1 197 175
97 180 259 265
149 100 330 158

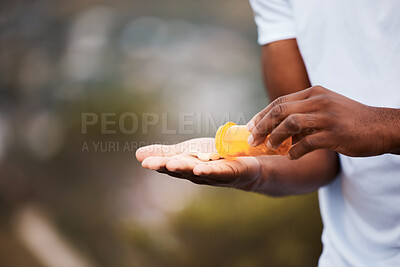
0 0 323 266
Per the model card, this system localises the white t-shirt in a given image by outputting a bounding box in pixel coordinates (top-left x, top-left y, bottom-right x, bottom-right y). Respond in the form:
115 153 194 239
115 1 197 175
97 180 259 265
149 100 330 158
249 0 400 266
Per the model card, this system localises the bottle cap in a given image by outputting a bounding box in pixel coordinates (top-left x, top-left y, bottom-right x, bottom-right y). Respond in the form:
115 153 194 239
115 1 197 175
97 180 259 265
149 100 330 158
215 122 236 158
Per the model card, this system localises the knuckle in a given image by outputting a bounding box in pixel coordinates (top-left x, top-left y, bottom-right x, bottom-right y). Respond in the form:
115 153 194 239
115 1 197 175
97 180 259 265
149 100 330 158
303 87 316 98
305 127 317 135
285 115 302 133
253 108 268 123
315 94 331 106
253 123 264 135
270 104 286 118
313 85 323 91
273 96 285 106
311 85 325 94
274 96 284 105
286 115 299 127
253 114 262 124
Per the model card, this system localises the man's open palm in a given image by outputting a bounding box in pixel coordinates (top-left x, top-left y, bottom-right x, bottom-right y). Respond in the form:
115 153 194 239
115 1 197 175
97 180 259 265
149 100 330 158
136 138 262 190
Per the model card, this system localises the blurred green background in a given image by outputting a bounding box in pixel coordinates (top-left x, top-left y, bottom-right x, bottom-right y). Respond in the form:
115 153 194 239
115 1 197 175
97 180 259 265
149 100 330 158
0 0 323 266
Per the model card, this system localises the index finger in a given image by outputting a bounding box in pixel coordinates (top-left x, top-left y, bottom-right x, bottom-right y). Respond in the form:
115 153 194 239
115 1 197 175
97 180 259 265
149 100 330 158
246 88 312 132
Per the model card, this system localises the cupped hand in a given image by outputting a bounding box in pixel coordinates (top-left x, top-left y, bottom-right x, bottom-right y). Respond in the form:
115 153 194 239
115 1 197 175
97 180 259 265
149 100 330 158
136 138 263 191
247 85 399 159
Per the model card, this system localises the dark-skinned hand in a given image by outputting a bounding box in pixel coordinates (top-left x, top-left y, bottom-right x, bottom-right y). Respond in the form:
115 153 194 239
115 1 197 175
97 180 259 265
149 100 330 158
247 85 400 159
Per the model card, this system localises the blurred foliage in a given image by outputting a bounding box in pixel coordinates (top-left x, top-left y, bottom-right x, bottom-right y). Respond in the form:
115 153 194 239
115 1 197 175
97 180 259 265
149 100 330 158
0 0 323 266
125 189 322 267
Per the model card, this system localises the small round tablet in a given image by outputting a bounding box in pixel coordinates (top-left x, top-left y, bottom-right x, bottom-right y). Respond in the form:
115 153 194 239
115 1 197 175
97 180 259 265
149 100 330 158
209 152 221 161
197 152 211 162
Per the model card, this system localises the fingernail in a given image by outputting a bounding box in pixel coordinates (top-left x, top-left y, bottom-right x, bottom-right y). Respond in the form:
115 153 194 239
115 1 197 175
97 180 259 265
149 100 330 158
247 135 255 146
266 140 274 150
246 121 255 131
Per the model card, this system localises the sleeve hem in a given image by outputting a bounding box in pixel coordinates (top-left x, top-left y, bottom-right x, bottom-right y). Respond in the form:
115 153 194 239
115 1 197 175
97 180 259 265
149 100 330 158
257 25 297 46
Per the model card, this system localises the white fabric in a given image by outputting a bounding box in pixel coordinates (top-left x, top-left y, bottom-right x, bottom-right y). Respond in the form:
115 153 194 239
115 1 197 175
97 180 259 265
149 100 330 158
249 0 400 266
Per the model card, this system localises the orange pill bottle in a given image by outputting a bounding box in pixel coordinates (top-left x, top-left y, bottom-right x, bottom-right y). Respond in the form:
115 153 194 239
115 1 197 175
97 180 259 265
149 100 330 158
215 122 292 159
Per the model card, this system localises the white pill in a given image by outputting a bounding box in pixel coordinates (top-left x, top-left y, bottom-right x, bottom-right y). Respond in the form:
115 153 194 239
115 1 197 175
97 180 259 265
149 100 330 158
197 152 210 162
209 152 221 161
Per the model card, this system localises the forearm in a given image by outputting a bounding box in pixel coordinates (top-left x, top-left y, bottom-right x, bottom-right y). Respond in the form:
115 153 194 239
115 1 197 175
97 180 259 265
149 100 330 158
255 40 339 196
261 39 311 98
254 150 339 196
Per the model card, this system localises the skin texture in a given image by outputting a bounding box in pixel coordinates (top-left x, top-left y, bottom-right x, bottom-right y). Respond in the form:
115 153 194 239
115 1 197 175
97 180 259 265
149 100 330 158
136 39 339 196
247 85 400 159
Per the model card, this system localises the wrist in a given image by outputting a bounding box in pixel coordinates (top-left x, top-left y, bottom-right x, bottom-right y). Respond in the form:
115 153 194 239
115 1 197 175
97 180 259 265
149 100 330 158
254 156 289 196
387 108 400 154
377 107 400 154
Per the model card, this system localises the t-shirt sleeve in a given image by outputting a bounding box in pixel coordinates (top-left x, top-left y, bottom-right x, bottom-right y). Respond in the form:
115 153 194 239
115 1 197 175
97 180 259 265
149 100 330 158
249 0 296 45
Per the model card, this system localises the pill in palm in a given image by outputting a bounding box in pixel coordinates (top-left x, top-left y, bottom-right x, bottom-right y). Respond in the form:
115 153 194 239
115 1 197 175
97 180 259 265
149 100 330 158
209 152 221 161
197 152 211 162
